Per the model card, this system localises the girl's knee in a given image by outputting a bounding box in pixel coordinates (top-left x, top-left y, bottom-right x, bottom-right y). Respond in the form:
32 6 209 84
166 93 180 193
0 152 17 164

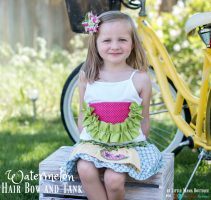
77 159 99 181
104 169 126 192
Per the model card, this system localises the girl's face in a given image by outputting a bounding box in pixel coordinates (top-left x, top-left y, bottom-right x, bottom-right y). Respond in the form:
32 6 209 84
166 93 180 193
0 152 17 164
96 20 133 67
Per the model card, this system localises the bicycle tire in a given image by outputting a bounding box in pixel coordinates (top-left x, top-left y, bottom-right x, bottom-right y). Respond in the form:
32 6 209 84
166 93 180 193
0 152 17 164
60 63 190 153
60 63 83 142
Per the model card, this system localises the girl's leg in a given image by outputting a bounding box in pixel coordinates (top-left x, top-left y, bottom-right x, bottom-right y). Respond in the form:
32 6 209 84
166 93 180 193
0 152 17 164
77 159 107 200
104 169 126 200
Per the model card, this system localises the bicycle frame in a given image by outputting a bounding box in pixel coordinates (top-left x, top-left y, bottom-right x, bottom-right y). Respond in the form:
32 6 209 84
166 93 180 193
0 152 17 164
137 16 211 150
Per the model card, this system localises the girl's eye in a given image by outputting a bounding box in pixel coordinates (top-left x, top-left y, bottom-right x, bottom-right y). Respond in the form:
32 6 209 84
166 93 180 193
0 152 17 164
119 39 127 42
103 40 110 43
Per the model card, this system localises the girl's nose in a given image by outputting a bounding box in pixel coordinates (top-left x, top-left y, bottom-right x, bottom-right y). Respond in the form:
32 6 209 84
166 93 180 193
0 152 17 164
110 41 120 50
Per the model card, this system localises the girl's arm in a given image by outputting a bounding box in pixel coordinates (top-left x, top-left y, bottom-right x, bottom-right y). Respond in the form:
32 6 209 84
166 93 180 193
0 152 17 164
77 71 87 133
139 73 152 138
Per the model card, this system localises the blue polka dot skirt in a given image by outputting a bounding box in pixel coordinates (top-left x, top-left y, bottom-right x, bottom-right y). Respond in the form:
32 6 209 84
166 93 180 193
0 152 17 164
63 141 163 181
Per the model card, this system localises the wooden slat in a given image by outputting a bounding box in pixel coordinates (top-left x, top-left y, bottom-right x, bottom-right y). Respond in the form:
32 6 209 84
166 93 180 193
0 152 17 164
160 170 174 199
40 186 165 200
40 195 87 200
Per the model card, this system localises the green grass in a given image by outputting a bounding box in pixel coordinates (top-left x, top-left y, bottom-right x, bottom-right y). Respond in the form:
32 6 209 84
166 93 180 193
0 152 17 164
174 147 211 199
0 116 73 200
0 116 210 200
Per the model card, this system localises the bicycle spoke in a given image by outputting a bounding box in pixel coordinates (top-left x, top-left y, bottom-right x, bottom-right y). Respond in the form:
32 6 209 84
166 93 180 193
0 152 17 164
151 127 175 136
150 102 165 106
148 137 166 149
150 126 172 135
150 128 172 144
150 110 169 115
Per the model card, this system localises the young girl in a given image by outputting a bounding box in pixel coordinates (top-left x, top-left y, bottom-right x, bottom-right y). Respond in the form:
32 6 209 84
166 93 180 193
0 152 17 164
64 11 163 200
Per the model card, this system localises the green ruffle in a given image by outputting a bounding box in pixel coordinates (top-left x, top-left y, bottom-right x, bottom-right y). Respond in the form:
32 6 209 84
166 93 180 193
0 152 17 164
82 102 143 143
80 140 148 151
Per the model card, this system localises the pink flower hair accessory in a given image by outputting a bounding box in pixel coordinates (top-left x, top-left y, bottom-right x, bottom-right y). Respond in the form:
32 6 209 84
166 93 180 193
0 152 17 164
82 11 100 34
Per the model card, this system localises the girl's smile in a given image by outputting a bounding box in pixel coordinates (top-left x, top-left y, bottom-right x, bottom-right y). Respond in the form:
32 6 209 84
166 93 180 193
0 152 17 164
96 20 133 67
109 53 123 56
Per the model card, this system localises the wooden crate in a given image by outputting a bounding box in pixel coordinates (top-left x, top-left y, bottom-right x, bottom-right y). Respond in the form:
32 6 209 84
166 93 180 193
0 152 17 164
39 146 174 200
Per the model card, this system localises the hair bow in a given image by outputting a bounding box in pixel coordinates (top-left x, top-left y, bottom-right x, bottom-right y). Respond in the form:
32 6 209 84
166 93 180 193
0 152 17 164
82 11 100 34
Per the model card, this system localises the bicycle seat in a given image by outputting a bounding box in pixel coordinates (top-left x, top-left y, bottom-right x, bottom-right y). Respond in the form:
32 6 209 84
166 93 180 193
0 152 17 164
185 12 211 35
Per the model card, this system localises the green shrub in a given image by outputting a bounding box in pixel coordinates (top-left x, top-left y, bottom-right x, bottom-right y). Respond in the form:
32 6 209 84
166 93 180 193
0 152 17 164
0 37 87 121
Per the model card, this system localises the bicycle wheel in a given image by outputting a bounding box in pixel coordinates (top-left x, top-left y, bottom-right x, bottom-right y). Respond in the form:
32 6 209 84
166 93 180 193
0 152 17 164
60 63 190 153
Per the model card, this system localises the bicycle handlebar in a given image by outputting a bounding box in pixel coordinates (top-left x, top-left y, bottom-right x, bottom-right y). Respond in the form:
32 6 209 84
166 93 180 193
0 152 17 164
120 0 142 9
120 0 147 16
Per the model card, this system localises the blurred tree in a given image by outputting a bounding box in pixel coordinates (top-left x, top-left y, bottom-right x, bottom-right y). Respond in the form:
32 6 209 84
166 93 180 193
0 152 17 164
0 0 75 50
159 0 179 12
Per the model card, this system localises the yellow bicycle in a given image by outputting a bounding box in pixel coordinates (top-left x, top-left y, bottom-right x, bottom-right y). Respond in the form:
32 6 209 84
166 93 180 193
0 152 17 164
137 2 211 152
61 0 211 155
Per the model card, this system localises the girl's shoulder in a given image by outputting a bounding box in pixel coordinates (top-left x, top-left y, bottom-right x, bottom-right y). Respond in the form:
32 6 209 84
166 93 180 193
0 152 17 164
133 69 151 84
132 69 151 94
78 70 88 88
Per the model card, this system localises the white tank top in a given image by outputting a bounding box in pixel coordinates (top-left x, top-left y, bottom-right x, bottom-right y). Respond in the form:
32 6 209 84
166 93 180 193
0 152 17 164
80 70 146 142
84 70 142 104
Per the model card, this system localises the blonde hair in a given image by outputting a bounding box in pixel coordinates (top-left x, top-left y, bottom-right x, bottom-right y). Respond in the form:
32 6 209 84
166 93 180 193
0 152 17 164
82 11 148 82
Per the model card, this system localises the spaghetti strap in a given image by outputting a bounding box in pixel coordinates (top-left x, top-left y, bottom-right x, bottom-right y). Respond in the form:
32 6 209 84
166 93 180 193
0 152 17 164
129 70 138 80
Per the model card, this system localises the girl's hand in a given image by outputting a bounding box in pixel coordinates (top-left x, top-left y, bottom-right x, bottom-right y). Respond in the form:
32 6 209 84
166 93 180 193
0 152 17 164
140 73 151 137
